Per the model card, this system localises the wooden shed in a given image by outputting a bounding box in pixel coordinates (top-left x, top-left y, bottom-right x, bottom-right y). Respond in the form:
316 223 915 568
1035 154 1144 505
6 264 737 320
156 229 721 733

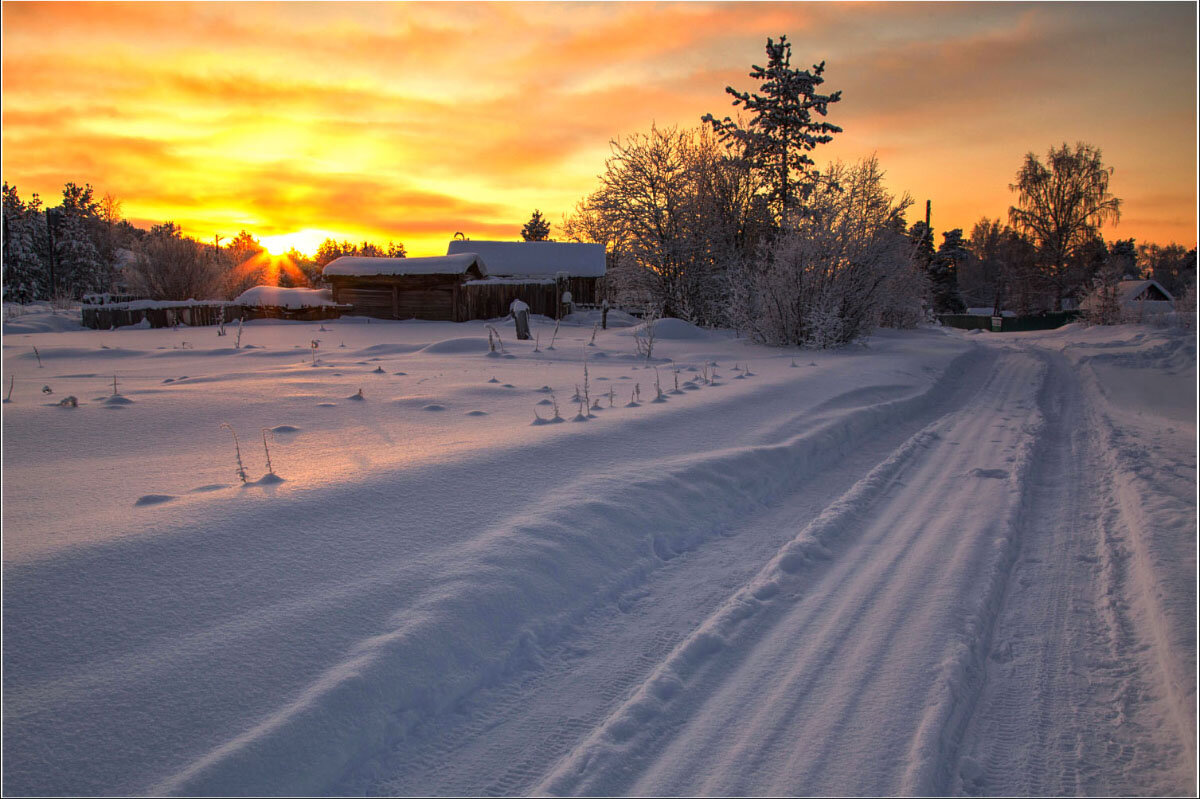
323 253 488 321
447 240 606 305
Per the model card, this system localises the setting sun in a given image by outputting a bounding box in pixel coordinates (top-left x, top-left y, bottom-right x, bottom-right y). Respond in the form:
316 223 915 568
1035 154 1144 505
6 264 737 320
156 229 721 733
1 2 1194 253
257 229 344 257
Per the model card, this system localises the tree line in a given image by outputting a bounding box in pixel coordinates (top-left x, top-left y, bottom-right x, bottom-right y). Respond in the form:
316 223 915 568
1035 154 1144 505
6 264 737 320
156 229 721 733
1 181 413 303
5 36 1194 337
555 37 1195 344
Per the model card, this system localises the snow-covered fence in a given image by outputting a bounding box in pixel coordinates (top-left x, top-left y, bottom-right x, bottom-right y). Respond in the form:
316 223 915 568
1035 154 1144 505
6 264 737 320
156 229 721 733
82 299 351 330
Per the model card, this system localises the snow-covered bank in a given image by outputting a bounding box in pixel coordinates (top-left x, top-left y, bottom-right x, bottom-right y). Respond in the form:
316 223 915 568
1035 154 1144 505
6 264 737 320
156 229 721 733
2 311 1194 796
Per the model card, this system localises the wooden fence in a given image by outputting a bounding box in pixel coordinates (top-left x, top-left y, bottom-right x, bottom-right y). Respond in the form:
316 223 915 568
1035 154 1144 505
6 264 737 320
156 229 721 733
82 302 350 330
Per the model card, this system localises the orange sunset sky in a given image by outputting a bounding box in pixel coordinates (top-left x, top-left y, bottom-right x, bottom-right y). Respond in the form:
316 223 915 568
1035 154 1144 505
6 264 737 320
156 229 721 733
2 1 1196 256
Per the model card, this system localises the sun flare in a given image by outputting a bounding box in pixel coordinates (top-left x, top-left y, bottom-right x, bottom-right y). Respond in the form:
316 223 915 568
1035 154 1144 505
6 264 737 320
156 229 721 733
257 229 342 257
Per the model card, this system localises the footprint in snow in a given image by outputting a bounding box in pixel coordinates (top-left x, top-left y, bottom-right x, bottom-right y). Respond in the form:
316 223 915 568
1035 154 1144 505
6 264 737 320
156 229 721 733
465 410 488 416
393 371 407 376
423 404 446 411
270 425 301 434
189 484 226 493
135 494 176 507
536 398 554 406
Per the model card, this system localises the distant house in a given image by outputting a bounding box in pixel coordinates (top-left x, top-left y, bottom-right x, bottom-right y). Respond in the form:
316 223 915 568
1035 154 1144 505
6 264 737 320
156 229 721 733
1080 278 1175 318
322 241 607 321
323 253 487 321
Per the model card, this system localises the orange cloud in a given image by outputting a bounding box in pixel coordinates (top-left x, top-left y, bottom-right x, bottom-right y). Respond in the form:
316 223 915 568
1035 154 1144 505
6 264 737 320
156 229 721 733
2 1 1194 255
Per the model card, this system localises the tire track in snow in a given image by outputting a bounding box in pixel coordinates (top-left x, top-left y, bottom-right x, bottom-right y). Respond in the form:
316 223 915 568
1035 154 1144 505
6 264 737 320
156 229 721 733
952 345 1195 796
353 347 1002 797
128 348 992 796
535 351 1047 796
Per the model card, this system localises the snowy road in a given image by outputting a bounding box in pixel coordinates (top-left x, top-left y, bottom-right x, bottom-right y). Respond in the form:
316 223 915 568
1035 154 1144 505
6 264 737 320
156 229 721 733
2 316 1194 796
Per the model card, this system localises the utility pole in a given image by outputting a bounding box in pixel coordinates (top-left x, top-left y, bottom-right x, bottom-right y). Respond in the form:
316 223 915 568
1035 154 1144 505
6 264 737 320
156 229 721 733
925 199 931 230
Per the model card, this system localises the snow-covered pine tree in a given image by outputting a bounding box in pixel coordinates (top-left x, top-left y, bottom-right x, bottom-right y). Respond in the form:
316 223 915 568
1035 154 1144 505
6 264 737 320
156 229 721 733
521 210 551 241
2 183 49 303
703 35 842 225
48 183 105 298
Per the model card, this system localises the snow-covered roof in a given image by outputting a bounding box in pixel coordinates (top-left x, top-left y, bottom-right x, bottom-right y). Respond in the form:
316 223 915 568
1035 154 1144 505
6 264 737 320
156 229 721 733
446 240 605 278
1116 279 1173 304
323 253 487 278
233 286 339 308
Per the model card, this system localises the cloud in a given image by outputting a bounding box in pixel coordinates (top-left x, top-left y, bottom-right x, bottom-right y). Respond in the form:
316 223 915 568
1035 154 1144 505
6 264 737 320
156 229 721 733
2 1 1194 251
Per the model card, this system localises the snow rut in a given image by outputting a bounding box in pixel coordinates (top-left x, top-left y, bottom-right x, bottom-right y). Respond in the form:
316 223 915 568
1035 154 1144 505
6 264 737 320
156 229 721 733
952 346 1196 796
537 351 1047 796
139 350 991 795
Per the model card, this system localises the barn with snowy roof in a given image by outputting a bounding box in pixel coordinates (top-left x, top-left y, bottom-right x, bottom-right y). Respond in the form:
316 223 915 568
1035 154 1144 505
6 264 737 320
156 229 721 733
322 241 605 321
323 253 488 321
1079 278 1176 318
447 239 606 320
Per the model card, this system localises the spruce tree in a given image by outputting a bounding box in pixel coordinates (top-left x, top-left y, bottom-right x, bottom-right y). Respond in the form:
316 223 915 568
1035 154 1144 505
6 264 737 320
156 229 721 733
931 229 968 313
2 184 49 303
703 35 842 225
521 209 551 241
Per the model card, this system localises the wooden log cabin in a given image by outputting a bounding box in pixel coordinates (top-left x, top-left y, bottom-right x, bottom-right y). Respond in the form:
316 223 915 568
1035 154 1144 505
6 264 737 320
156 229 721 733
323 241 606 322
323 253 488 321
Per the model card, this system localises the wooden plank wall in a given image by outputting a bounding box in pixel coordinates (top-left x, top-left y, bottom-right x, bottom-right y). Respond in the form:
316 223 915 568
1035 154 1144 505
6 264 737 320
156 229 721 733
459 283 557 320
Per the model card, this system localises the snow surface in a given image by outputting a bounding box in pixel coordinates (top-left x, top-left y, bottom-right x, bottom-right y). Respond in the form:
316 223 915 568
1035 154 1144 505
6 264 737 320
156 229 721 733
1 309 1195 796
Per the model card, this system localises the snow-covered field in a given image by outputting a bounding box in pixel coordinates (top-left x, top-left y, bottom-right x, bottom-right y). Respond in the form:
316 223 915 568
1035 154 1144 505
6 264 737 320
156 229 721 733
2 307 1195 796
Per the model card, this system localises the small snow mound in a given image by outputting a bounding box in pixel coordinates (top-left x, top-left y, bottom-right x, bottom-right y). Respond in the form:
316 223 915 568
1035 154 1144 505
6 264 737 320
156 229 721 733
104 395 134 405
233 286 336 309
622 317 712 340
465 410 488 416
254 473 286 485
134 494 176 507
419 337 488 355
422 404 446 411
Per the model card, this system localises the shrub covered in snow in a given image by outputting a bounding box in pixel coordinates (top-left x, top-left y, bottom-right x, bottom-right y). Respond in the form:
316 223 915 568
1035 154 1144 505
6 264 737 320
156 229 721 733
729 157 926 347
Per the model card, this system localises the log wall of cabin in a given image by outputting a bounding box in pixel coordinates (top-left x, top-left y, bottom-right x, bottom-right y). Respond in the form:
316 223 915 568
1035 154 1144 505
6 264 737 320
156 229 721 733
330 274 602 321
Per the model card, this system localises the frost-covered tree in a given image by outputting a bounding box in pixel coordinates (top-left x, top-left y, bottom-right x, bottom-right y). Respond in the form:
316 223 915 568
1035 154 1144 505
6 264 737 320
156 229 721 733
127 225 224 301
567 125 765 325
703 35 842 224
2 183 49 303
1009 142 1121 310
729 156 921 347
521 209 551 241
386 240 407 258
48 183 104 299
1138 243 1196 298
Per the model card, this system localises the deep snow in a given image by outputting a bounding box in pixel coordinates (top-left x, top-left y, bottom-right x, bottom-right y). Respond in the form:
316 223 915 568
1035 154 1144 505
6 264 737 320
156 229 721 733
1 307 1195 796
